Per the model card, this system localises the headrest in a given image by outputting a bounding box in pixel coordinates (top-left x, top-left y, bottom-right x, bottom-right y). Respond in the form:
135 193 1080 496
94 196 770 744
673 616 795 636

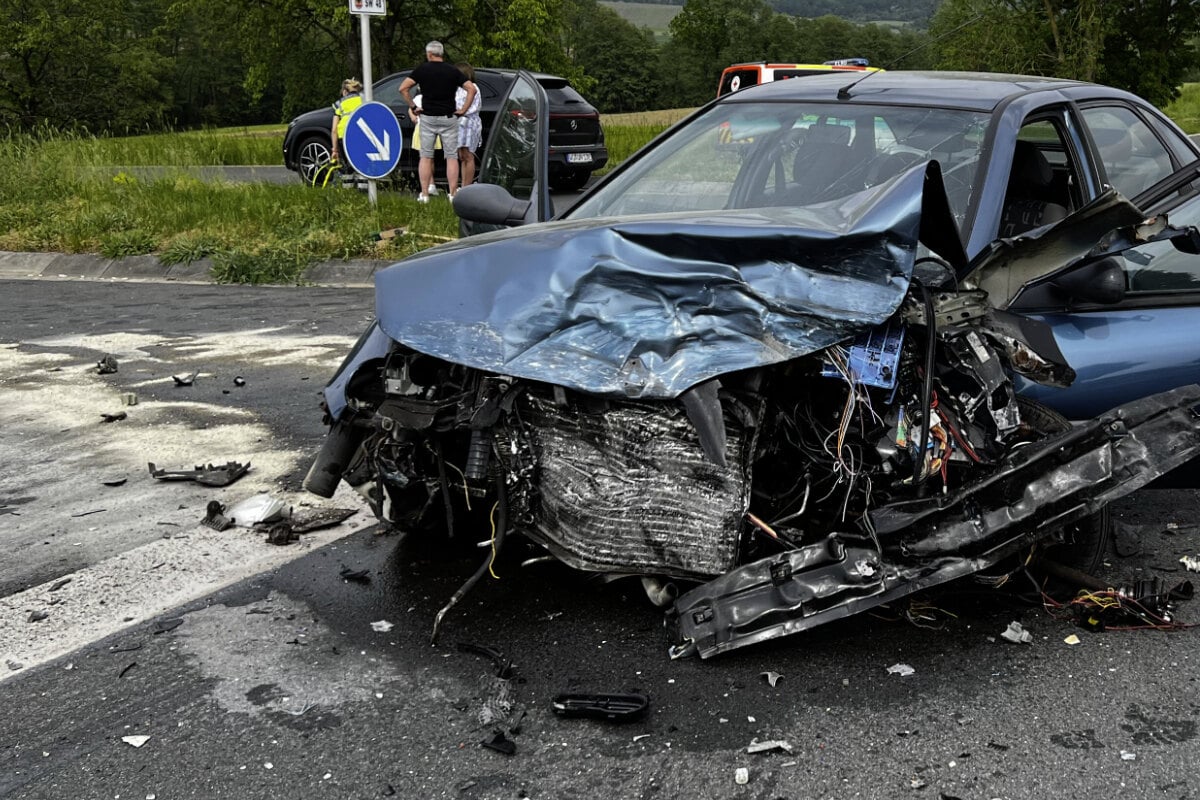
805 123 852 147
1009 140 1053 190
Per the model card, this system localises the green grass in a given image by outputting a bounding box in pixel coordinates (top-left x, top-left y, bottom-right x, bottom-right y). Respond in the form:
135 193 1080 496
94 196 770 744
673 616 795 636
0 129 458 283
39 125 287 167
599 1 682 32
1164 83 1200 135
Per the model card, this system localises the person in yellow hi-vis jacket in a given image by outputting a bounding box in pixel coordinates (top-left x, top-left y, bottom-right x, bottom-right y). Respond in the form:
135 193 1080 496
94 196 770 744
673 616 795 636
329 79 364 167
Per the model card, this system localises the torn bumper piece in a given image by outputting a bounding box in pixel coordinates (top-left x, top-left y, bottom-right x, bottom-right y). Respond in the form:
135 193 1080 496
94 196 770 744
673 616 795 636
668 386 1200 659
148 461 250 487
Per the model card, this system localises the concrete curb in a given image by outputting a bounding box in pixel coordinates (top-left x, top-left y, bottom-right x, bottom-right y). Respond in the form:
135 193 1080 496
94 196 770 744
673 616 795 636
0 250 386 288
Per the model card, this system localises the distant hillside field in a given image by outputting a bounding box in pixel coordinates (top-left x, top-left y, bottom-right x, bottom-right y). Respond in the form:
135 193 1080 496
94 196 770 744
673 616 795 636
600 1 682 32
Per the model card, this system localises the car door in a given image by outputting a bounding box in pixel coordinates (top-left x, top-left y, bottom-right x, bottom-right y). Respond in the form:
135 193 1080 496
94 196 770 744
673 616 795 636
1010 100 1200 419
460 70 551 237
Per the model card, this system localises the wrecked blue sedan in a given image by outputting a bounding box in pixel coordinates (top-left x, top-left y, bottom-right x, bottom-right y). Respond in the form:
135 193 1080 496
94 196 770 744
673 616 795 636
306 72 1200 658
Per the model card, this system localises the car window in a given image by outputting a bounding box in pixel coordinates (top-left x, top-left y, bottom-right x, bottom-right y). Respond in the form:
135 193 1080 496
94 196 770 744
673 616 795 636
1081 105 1176 199
480 75 541 199
1123 191 1200 293
373 75 406 105
569 102 989 229
997 116 1083 237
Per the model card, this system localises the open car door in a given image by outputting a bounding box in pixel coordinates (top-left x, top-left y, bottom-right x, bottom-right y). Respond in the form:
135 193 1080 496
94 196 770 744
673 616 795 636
457 70 551 237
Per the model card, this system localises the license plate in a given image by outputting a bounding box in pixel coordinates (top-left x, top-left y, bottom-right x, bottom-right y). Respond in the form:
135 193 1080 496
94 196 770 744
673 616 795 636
566 153 593 164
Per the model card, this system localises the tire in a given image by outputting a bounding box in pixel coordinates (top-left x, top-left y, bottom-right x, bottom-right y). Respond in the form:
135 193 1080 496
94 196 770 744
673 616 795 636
1016 396 1111 574
550 168 591 192
296 136 332 186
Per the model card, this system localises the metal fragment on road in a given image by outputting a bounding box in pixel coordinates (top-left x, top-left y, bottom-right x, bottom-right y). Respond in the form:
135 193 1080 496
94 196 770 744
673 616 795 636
887 663 915 677
96 355 118 374
761 670 782 687
370 620 394 632
747 740 793 754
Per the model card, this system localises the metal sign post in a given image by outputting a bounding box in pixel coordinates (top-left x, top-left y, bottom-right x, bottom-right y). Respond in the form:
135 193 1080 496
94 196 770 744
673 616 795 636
349 0 386 204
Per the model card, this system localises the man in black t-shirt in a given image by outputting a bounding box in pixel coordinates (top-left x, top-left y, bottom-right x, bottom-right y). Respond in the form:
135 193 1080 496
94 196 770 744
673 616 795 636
399 41 477 202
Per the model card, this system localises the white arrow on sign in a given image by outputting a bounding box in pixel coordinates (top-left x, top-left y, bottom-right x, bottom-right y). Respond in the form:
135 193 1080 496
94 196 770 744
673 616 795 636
356 117 391 162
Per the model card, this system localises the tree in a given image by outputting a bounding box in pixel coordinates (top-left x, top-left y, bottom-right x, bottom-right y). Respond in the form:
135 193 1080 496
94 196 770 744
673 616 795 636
0 0 172 131
561 0 658 112
930 0 1200 105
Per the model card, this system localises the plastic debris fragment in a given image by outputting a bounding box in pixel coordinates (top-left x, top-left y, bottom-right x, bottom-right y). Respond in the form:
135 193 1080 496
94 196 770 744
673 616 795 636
747 740 793 754
481 731 516 755
172 370 198 387
1064 634 1081 645
96 355 118 374
1180 555 1200 573
226 494 287 527
552 693 649 722
1000 621 1033 644
121 735 150 748
28 609 49 623
1120 750 1136 761
202 501 233 532
761 671 782 687
100 411 127 423
887 663 915 677
120 392 138 406
148 461 250 487
371 620 394 632
734 768 749 785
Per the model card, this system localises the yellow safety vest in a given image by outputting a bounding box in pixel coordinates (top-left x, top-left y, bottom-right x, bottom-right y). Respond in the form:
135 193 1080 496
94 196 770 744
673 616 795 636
333 94 364 140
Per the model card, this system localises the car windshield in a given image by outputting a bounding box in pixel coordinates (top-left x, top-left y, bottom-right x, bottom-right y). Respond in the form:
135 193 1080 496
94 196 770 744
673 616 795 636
569 101 991 231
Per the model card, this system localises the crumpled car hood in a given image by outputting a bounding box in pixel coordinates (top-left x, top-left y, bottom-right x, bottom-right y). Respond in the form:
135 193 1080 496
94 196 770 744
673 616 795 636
376 164 958 399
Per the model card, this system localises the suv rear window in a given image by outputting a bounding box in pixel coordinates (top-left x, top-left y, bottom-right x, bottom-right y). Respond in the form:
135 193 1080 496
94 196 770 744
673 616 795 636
540 83 588 106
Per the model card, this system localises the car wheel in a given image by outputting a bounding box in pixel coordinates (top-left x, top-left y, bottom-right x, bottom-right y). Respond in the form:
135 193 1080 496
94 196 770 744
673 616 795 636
550 168 591 192
1016 397 1112 575
297 137 332 186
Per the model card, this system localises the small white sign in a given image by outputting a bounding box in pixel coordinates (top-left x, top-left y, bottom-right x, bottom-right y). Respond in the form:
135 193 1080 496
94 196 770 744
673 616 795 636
349 0 386 15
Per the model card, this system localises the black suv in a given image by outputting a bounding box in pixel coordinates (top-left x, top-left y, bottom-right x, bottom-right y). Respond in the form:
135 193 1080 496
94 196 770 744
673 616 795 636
282 68 606 191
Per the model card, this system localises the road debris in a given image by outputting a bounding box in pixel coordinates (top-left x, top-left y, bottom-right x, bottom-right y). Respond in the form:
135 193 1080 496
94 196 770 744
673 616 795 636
121 735 150 748
370 620 394 632
100 411 127 423
457 642 516 680
102 478 127 487
49 578 72 592
226 494 286 526
201 501 233 532
481 731 516 755
734 767 749 785
264 522 298 546
633 734 651 742
761 670 782 688
96 355 118 374
153 618 184 634
339 566 371 584
70 509 106 518
120 392 138 406
1064 634 1081 645
887 663 915 677
148 461 250 487
172 370 198 387
747 740 793 755
118 662 138 678
1181 555 1200 573
233 376 246 387
1120 750 1137 761
5 660 23 671
1000 621 1034 644
551 693 649 722
28 609 49 623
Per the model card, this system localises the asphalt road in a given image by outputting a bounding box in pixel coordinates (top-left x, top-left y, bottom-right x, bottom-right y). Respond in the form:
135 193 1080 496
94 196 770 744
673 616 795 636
2 275 1200 799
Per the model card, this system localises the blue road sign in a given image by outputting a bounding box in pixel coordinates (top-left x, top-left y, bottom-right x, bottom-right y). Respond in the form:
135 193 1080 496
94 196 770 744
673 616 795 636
343 101 402 180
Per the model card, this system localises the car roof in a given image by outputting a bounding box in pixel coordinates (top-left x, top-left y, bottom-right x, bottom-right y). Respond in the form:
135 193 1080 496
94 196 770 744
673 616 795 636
729 70 1099 112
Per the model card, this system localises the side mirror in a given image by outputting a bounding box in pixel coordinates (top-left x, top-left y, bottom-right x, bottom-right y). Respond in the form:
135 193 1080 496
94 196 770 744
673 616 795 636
1051 255 1126 305
452 183 532 227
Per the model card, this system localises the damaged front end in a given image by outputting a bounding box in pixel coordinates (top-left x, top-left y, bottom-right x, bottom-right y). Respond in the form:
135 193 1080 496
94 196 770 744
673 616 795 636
306 165 1200 658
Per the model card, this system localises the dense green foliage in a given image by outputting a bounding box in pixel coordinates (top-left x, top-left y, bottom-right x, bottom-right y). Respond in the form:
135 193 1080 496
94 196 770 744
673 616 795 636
0 0 1196 131
930 0 1200 107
